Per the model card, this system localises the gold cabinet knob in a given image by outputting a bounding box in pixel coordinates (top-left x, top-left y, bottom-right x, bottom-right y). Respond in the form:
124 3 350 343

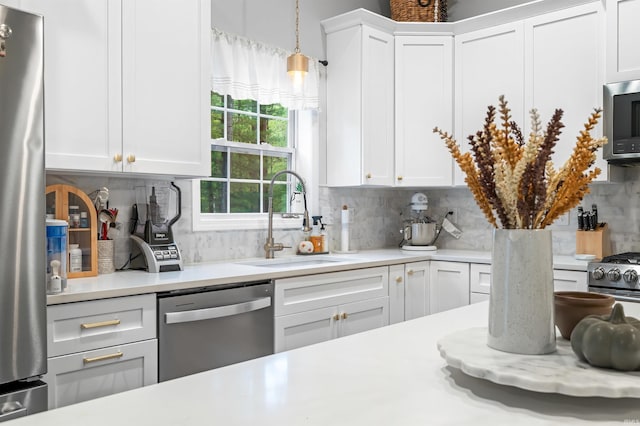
397 176 403 181
332 314 340 321
407 269 414 276
395 276 402 283
127 154 136 163
366 173 372 179
341 312 348 320
113 153 123 163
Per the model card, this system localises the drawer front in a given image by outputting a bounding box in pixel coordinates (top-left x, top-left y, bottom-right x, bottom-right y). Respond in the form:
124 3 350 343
274 266 389 316
47 294 156 357
44 338 158 409
470 263 491 294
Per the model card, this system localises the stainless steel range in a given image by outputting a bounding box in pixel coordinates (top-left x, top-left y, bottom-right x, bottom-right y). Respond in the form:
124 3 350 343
588 253 640 301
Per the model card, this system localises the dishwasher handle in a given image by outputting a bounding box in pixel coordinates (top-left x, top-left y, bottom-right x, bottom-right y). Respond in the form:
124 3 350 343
164 297 271 325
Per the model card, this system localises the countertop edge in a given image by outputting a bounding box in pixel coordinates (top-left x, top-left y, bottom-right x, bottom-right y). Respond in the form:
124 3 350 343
46 249 588 305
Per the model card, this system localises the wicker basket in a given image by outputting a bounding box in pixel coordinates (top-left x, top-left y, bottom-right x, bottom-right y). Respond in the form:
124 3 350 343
390 0 447 22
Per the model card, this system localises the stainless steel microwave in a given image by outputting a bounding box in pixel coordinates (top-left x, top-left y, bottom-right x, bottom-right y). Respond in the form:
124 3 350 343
603 79 640 164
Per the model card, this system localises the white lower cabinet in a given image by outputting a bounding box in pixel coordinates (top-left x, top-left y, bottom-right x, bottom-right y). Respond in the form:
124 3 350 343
470 263 491 304
45 294 157 409
274 267 389 353
469 263 588 302
44 339 157 409
553 269 588 292
429 261 470 314
389 261 430 324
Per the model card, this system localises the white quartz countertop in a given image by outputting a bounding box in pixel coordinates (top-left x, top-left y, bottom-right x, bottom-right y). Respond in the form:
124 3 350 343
15 301 640 425
47 249 588 304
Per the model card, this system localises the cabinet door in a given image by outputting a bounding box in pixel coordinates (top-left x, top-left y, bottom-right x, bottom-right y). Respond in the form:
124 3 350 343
429 261 470 314
326 25 394 186
404 261 430 320
606 0 640 82
454 22 525 186
274 267 389 316
524 3 606 181
337 297 389 338
395 35 453 186
388 264 405 324
44 339 157 409
553 269 588 292
470 263 491 295
21 0 122 172
470 292 490 304
121 0 209 176
274 306 337 353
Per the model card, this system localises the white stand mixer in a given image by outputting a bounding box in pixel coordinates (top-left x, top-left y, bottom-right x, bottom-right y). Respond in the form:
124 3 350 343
401 193 439 251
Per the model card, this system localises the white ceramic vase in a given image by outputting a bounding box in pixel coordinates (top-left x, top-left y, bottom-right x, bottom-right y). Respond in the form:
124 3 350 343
487 229 556 355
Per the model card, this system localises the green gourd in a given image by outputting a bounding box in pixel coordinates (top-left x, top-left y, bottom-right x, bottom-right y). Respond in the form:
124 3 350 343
570 303 640 371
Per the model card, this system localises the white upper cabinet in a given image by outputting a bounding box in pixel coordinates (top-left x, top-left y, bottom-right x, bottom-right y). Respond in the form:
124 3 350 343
22 0 210 177
325 23 395 186
19 0 120 172
120 0 209 176
395 35 454 187
606 0 640 83
524 2 606 180
454 22 525 186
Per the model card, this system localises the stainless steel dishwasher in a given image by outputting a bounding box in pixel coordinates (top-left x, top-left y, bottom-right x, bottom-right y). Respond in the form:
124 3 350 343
157 280 274 382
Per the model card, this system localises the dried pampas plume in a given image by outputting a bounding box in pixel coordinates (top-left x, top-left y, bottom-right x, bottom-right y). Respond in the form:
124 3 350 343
433 96 607 229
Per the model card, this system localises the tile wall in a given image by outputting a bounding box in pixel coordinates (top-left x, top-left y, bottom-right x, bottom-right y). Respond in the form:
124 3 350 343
47 166 640 270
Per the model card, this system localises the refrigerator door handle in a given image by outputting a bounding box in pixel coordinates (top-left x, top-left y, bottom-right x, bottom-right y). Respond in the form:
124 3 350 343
0 401 26 421
165 297 272 324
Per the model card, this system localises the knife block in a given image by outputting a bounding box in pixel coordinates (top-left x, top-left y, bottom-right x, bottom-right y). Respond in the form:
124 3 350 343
575 223 611 259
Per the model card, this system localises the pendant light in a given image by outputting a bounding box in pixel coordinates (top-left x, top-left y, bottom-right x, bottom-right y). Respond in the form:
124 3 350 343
287 0 308 81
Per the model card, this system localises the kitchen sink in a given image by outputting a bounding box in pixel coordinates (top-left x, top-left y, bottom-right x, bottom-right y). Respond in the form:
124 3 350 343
237 255 356 268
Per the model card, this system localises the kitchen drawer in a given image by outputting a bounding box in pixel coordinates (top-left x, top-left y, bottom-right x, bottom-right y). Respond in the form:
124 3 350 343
44 338 158 409
274 267 389 316
47 294 156 357
470 263 491 295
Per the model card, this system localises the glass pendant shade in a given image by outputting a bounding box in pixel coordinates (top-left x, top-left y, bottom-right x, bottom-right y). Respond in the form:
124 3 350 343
287 52 309 78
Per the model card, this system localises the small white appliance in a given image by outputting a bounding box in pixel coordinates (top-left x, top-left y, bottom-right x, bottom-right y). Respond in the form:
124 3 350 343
400 193 463 251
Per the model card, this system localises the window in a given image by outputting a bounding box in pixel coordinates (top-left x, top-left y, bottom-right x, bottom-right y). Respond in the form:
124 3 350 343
194 91 302 230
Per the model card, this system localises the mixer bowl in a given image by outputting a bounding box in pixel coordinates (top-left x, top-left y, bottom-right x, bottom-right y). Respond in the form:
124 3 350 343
408 222 437 246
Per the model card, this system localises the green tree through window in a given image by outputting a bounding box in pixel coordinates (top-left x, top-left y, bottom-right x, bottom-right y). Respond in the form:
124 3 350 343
201 92 294 214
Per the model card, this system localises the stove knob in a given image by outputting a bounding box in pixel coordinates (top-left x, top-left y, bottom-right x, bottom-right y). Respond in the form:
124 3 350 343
623 269 638 284
592 267 605 280
607 268 621 281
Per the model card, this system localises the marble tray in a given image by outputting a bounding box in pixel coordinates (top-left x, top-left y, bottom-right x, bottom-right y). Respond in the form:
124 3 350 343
437 327 640 398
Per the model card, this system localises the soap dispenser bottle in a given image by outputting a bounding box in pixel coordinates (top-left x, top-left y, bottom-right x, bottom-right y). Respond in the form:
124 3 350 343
310 216 322 253
319 218 328 253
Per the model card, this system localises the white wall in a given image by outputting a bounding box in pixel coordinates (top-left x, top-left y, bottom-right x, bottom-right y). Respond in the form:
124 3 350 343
211 0 532 60
211 0 391 60
448 0 531 21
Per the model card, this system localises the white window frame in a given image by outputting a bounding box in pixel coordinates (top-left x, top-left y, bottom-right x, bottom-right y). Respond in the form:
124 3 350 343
192 110 314 232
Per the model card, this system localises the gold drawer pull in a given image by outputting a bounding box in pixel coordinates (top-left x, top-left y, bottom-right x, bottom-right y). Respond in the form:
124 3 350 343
395 276 402 283
407 269 414 276
83 351 123 364
397 176 403 181
341 312 348 320
81 319 121 329
366 173 372 179
332 314 340 321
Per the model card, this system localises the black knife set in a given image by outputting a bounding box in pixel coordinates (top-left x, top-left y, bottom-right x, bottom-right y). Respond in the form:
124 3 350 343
577 204 600 231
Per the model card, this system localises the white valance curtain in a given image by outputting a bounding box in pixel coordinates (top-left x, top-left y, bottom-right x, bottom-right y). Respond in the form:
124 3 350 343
211 28 320 110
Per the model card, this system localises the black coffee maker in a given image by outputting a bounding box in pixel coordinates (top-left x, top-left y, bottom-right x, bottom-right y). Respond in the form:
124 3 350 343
130 182 183 272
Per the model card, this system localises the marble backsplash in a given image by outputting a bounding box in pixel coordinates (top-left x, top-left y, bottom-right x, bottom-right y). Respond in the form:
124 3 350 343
47 166 640 269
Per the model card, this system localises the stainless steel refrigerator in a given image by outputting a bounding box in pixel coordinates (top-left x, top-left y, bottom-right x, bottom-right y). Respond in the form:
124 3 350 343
0 3 48 421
